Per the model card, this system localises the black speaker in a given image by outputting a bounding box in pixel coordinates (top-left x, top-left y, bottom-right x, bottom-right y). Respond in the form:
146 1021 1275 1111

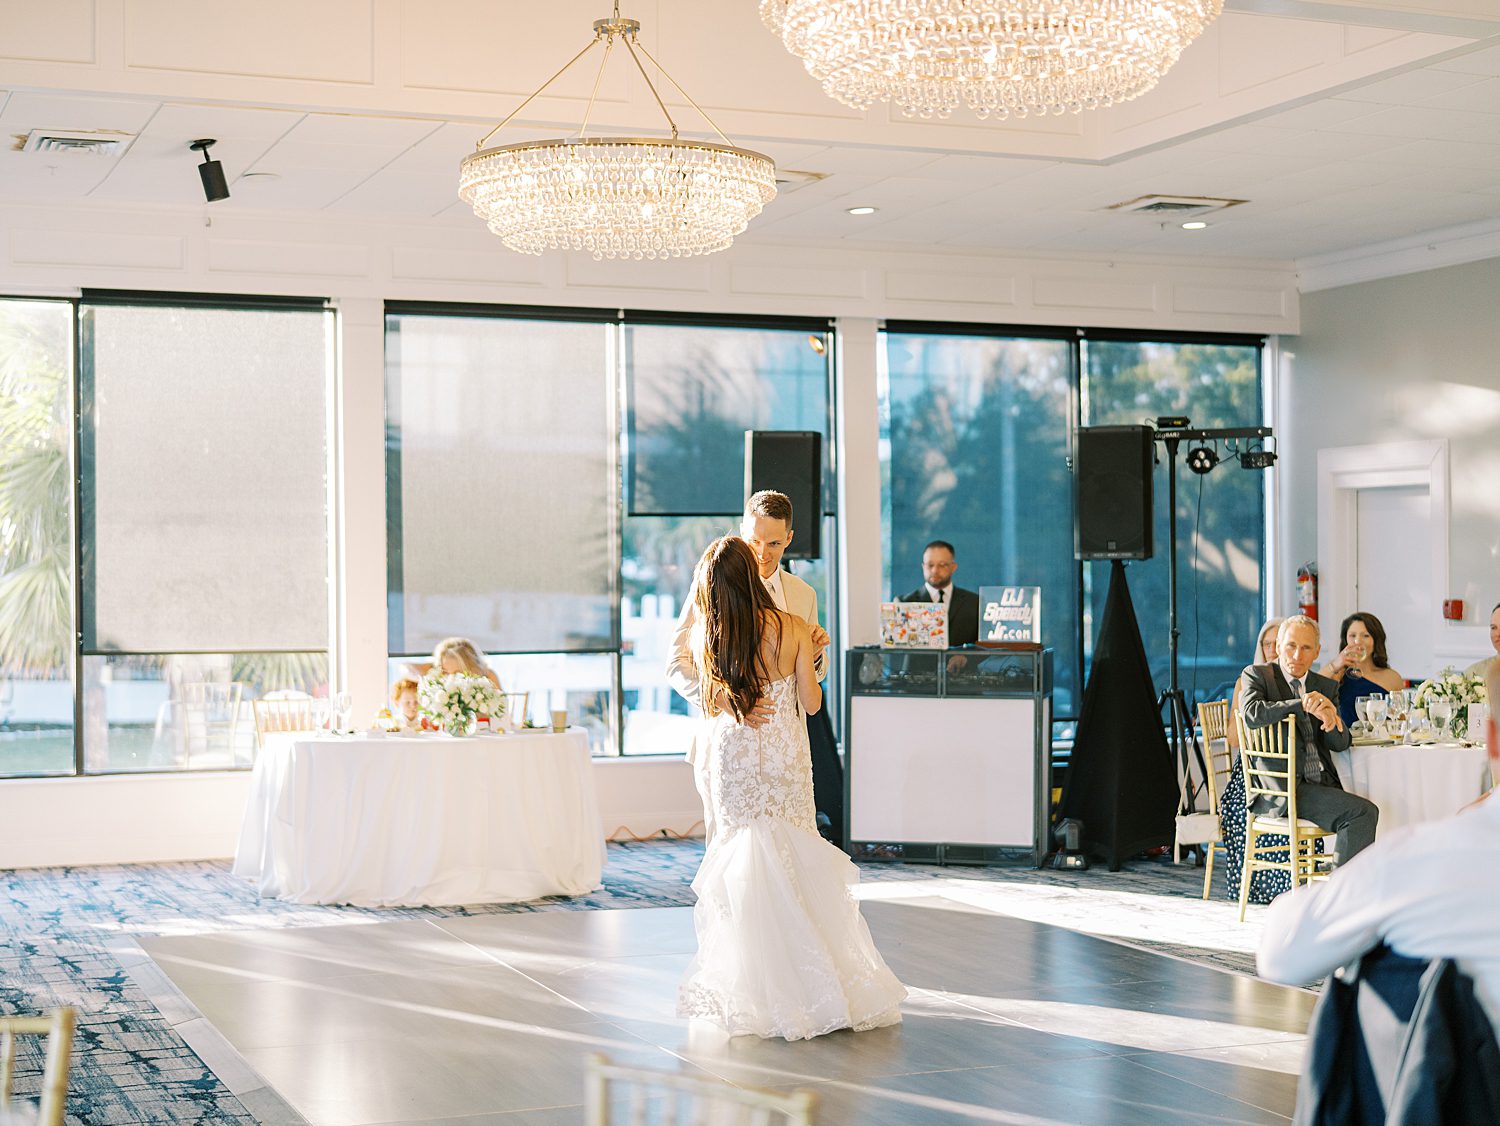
1075 425 1154 560
744 430 822 559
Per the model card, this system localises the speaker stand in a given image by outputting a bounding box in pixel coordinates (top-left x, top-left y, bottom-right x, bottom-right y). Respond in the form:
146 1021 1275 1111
1157 432 1208 822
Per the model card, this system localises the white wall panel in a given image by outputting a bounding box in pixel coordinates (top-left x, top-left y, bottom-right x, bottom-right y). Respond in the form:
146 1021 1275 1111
124 0 375 84
1033 275 1158 312
1173 283 1289 318
730 263 868 300
206 237 371 278
11 225 183 270
0 0 95 63
886 270 1018 308
391 246 546 287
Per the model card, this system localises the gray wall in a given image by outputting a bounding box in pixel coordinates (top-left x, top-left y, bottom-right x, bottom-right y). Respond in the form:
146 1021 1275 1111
1281 256 1500 630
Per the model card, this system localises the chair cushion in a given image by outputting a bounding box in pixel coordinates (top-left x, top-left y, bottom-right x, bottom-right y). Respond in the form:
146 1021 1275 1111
1174 813 1220 844
1250 815 1321 832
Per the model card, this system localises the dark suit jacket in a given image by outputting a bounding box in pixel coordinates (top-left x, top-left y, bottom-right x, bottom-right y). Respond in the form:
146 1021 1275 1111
899 585 980 647
1239 662 1352 816
1294 945 1500 1126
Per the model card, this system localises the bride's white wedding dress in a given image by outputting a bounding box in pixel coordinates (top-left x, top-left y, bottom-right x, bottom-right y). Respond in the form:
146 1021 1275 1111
677 674 906 1040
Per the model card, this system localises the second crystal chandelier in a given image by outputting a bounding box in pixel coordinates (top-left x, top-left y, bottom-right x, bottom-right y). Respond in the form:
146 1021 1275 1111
760 0 1224 120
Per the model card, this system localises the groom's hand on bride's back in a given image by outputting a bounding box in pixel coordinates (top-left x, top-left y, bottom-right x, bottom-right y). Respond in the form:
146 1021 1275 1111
740 695 774 728
712 686 775 728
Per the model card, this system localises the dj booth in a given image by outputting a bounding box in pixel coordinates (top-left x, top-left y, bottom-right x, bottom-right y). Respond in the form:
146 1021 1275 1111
843 646 1053 866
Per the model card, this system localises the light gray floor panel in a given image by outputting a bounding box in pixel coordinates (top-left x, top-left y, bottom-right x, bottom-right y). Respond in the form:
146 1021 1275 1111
140 897 1309 1125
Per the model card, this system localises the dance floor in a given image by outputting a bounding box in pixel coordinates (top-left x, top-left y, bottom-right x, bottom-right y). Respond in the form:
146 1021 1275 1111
135 896 1312 1125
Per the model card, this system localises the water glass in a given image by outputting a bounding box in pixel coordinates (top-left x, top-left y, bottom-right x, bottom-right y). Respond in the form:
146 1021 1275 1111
1366 695 1388 731
1429 699 1453 742
334 690 354 730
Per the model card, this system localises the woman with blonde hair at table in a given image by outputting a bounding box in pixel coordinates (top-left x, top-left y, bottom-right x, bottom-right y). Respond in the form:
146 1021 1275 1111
1228 618 1282 752
430 637 502 690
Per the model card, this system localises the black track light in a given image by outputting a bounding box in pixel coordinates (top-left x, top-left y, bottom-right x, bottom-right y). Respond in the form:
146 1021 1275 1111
190 138 229 203
1185 445 1219 475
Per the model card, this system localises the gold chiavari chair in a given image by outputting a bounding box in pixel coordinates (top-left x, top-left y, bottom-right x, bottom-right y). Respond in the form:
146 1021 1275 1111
1174 700 1234 899
0 1007 75 1126
1237 713 1331 922
252 695 322 748
585 1053 816 1126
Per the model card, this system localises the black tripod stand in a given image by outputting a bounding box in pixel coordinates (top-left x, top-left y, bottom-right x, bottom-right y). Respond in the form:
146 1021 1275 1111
1152 423 1275 828
1154 432 1205 822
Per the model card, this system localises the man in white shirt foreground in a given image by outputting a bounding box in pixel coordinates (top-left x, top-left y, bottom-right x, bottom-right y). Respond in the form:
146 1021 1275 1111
1258 660 1500 1033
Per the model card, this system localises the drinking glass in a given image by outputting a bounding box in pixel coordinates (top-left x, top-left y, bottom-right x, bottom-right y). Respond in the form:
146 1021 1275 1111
1353 698 1370 736
1385 692 1408 740
1366 695 1388 733
1429 699 1453 742
334 691 353 731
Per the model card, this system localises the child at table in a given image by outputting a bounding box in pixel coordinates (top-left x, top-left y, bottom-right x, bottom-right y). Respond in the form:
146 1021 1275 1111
391 677 422 731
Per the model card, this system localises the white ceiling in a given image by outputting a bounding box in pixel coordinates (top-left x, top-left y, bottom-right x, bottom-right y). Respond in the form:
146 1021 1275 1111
1 0 1498 265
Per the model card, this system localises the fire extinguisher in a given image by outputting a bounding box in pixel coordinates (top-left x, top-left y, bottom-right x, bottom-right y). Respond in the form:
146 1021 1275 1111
1297 562 1318 621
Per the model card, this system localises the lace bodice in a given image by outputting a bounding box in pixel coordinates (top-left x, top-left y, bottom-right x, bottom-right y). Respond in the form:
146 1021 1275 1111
705 675 816 835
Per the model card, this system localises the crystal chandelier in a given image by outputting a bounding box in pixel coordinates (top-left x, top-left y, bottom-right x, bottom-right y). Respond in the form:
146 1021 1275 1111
460 7 777 260
760 0 1224 120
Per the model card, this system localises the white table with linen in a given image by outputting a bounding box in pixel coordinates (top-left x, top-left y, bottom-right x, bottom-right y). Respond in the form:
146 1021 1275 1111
1334 742 1493 834
233 729 605 907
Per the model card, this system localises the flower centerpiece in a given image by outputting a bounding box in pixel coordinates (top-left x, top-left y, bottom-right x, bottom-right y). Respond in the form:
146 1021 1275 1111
1412 667 1488 740
417 672 506 737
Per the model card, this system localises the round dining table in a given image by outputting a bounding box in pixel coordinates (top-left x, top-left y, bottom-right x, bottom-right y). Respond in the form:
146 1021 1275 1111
233 728 605 907
1333 740 1493 835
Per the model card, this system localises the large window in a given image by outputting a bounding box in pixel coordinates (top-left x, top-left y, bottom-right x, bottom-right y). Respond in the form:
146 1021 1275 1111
622 319 835 756
0 300 75 776
881 326 1266 721
1081 337 1266 707
1 294 334 778
78 295 332 773
384 309 836 756
881 330 1078 713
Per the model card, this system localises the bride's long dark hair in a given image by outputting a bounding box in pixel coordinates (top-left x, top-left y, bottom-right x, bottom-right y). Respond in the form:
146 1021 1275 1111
692 536 781 722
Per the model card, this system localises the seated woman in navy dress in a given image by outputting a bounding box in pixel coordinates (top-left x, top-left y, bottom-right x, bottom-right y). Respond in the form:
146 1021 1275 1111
1319 611 1405 728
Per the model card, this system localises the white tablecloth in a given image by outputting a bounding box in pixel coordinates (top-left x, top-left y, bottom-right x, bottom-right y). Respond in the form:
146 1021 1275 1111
1334 743 1493 834
233 729 605 907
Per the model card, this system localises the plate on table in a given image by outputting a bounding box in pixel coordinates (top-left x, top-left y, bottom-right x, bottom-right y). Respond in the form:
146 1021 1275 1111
1350 735 1395 747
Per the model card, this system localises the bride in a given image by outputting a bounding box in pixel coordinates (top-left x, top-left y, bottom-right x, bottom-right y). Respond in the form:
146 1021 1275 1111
677 536 905 1041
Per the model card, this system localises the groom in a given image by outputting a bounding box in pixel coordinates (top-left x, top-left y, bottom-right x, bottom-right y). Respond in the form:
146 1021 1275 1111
666 490 840 844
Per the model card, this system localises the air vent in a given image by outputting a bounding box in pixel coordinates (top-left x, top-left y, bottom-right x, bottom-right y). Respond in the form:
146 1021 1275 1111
775 168 830 194
19 129 136 156
1105 194 1246 217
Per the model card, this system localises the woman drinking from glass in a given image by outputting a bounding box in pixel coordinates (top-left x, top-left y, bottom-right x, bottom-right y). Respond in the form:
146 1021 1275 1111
1320 611 1405 729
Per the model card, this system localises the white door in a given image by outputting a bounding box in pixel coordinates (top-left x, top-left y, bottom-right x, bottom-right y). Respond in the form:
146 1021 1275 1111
1355 485 1434 680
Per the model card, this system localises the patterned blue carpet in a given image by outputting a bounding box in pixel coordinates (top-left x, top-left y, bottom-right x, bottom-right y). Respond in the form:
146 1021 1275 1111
1 840 1219 1124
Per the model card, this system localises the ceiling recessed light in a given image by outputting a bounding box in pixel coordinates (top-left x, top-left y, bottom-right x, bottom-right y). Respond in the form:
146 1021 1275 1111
846 206 878 215
1181 221 1208 230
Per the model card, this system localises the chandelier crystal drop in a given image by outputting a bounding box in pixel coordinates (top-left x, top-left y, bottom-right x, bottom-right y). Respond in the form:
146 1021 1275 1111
460 9 777 260
760 0 1224 120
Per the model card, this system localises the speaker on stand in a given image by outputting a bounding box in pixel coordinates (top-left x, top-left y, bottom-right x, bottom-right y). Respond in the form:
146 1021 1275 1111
1062 425 1178 869
1074 425 1154 562
744 430 822 560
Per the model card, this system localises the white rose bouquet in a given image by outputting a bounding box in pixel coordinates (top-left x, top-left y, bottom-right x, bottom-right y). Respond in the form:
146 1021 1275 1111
417 672 506 737
1413 667 1487 740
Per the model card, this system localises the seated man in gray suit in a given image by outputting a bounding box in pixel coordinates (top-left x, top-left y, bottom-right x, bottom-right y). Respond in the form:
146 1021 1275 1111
1240 614 1378 863
899 540 980 647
